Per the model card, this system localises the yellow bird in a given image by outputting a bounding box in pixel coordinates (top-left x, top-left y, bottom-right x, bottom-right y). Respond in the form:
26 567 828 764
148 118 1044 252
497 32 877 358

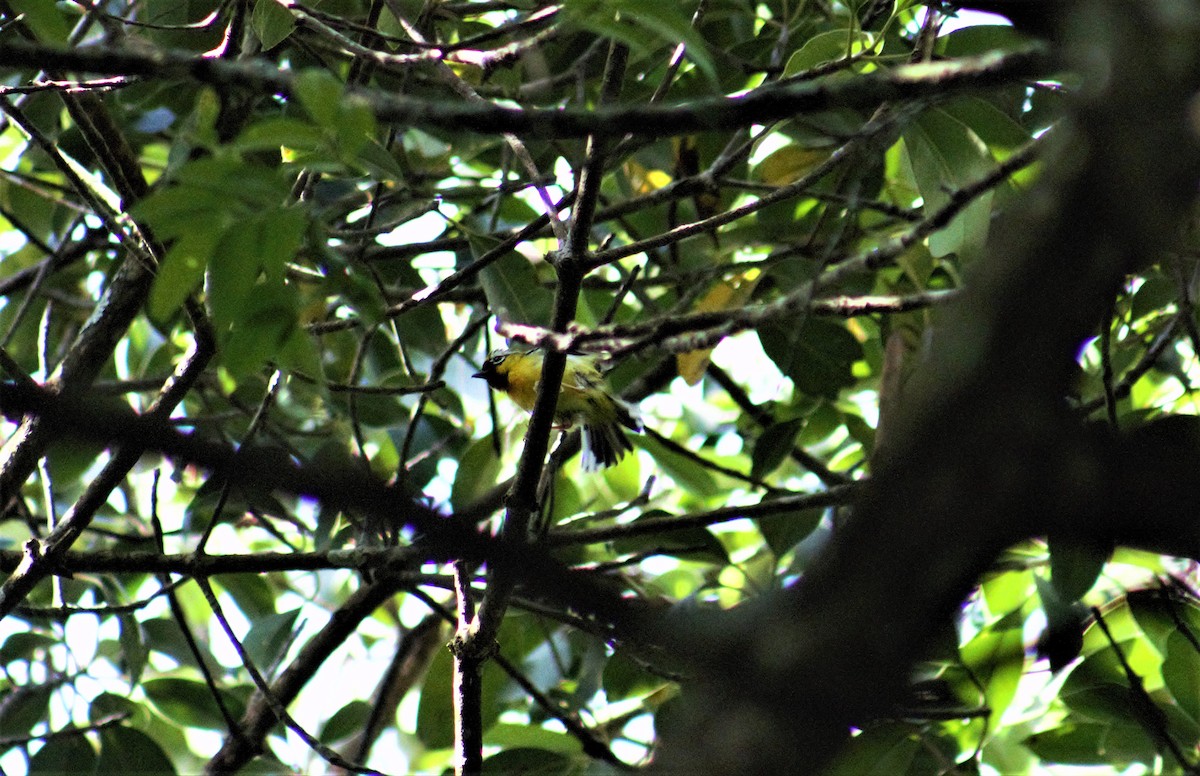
473 349 641 470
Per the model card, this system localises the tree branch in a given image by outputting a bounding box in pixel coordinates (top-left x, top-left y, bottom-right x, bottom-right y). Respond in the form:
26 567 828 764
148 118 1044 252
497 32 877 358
0 39 1053 138
653 2 1200 773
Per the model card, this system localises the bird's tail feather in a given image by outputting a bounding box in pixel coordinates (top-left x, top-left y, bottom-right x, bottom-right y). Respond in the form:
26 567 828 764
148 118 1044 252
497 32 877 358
581 422 634 471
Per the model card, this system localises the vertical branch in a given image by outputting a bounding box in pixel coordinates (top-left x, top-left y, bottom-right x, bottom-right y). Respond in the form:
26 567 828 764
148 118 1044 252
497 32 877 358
452 561 484 775
448 39 630 776
1100 302 1120 428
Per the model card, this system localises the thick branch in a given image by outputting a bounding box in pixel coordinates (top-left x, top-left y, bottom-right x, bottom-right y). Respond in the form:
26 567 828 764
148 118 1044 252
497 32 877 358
653 3 1200 773
0 40 1053 138
0 383 651 640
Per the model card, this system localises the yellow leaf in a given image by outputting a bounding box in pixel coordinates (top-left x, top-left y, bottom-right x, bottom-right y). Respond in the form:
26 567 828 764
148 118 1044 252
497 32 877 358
756 145 832 187
624 160 672 194
676 268 762 385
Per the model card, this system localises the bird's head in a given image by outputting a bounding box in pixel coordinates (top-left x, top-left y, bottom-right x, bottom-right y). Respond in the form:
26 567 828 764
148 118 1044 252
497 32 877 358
473 352 513 391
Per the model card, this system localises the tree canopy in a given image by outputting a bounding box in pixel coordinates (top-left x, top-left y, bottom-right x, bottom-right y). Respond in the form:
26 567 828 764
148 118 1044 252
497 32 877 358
2 1 1200 774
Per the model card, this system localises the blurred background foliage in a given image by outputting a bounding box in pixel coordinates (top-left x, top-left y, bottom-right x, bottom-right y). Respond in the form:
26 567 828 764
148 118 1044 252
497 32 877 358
0 0 1198 774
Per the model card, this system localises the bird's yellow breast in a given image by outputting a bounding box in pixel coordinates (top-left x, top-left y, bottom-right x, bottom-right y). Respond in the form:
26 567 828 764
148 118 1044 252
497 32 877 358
494 351 617 423
500 351 545 411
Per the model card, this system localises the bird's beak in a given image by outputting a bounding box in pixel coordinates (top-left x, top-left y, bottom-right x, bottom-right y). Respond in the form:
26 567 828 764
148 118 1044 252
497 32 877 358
472 370 485 379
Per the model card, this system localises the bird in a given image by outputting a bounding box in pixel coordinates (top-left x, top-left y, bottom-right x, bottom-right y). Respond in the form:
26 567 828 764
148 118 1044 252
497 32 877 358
473 349 641 470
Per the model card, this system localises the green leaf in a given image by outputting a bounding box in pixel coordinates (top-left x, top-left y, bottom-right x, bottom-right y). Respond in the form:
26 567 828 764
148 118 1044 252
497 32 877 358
89 693 144 726
1127 590 1182 653
294 69 345 128
1130 273 1177 321
759 319 862 399
1063 640 1129 690
758 505 822 557
961 619 1026 730
1024 723 1122 765
1048 534 1111 602
119 614 149 686
418 647 506 749
206 225 261 334
903 108 993 259
635 434 719 498
217 573 277 621
207 206 305 342
251 0 296 50
938 25 1027 58
278 326 325 386
1065 683 1144 725
450 438 503 512
477 247 554 326
0 631 55 664
242 609 301 672
416 646 456 749
751 418 803 480
235 117 324 154
256 208 307 282
481 748 574 774
8 0 72 42
218 281 301 378
564 0 716 87
1098 724 1164 765
0 683 51 736
148 221 223 322
387 262 451 355
602 649 666 699
321 700 372 743
354 137 407 180
823 722 920 776
97 727 177 775
940 97 1031 152
1163 630 1200 724
613 520 728 565
483 724 583 755
143 677 242 730
142 618 220 674
336 95 377 159
29 734 98 774
782 29 874 77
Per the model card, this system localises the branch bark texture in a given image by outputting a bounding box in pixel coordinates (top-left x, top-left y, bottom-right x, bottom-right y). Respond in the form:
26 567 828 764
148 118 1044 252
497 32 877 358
654 3 1200 773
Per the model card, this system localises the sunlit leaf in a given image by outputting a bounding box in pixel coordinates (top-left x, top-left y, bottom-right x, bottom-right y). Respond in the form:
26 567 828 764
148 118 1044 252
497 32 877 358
755 145 833 187
251 0 296 50
1163 630 1200 724
677 268 761 385
903 108 993 259
782 29 875 77
143 678 243 731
